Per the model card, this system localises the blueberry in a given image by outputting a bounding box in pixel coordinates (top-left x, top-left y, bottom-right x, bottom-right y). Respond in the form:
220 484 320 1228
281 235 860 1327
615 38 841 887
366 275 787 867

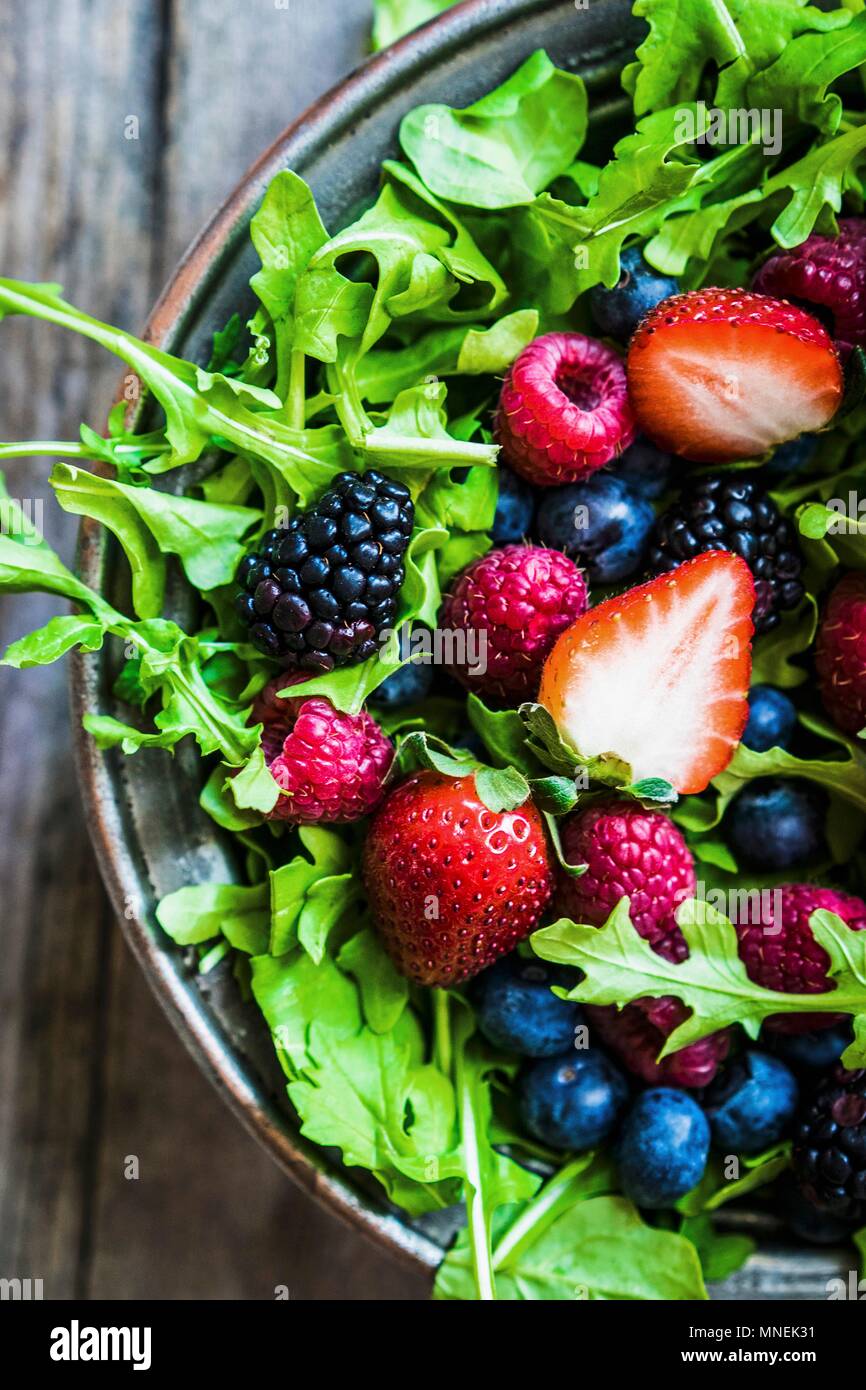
373 659 434 707
519 1050 628 1151
703 1051 798 1155
492 467 535 544
767 1021 854 1073
742 685 797 753
726 778 825 871
475 956 582 1058
611 437 673 500
617 1089 710 1208
765 434 819 477
588 246 679 342
536 474 655 583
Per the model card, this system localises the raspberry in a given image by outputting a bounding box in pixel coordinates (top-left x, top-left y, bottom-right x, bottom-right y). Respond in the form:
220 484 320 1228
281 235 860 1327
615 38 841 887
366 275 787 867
494 332 635 486
556 801 729 1087
440 544 588 703
586 997 731 1089
648 475 804 633
792 1066 866 1219
252 674 393 824
556 801 696 959
753 218 866 360
816 573 866 737
736 884 866 1034
234 470 414 671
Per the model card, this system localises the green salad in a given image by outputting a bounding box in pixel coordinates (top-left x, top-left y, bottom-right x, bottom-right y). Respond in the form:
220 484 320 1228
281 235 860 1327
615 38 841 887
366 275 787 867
4 0 866 1301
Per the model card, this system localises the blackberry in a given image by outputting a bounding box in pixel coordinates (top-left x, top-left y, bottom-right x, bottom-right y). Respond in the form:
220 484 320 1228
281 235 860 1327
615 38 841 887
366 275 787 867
234 471 413 671
792 1067 866 1221
648 476 804 633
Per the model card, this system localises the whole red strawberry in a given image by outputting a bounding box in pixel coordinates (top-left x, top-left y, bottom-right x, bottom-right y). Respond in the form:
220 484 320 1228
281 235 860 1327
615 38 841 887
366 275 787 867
440 544 588 703
495 332 635 486
362 770 554 986
253 674 393 824
736 883 866 1033
557 800 730 1087
816 573 866 737
627 288 843 463
753 218 866 360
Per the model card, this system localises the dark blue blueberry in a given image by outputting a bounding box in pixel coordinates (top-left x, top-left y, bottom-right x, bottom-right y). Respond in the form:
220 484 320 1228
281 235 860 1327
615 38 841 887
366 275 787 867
765 434 819 477
703 1051 798 1155
742 685 798 753
588 245 679 342
476 956 582 1058
617 1088 710 1208
726 779 825 871
492 467 535 544
519 1050 628 1151
536 474 655 583
610 437 673 500
373 659 434 707
767 1021 854 1073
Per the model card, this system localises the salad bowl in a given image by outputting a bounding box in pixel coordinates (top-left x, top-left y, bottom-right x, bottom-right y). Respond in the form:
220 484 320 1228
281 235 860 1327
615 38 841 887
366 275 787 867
44 0 862 1296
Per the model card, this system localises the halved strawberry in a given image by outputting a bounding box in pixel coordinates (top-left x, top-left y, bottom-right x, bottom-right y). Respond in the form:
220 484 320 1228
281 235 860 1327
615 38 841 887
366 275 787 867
538 552 754 794
627 288 843 463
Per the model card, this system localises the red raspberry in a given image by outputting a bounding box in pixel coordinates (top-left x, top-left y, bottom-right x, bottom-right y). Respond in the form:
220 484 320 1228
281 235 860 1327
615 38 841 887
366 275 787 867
440 544 588 703
495 332 635 486
586 998 730 1089
736 883 866 1033
558 800 729 1087
815 573 866 737
252 674 393 824
752 219 866 360
556 801 696 959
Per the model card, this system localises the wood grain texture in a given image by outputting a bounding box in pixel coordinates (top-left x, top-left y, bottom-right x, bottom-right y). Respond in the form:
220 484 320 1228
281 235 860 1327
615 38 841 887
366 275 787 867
0 0 429 1301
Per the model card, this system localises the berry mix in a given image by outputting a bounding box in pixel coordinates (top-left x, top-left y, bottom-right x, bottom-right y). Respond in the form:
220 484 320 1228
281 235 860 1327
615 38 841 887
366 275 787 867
4 0 866 1302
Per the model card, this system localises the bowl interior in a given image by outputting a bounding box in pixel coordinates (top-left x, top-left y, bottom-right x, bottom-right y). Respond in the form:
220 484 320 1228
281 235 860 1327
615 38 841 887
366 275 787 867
71 0 849 1293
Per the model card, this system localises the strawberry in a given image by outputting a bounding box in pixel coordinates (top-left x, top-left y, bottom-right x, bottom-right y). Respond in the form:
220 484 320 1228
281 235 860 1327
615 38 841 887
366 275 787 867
362 770 554 987
538 551 755 795
627 288 843 463
815 572 866 737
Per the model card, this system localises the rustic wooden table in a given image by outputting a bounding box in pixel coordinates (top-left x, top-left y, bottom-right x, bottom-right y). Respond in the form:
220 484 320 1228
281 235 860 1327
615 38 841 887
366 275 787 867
0 0 430 1301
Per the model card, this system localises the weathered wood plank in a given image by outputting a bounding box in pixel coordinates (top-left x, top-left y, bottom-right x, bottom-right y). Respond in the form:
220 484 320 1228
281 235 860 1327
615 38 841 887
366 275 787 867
0 0 430 1300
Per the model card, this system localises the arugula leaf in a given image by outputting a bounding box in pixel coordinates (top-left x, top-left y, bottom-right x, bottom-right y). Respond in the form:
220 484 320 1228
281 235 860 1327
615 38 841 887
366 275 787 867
750 596 818 687
269 826 357 959
532 898 866 1061
1 613 106 668
156 881 269 954
355 309 537 404
436 1192 707 1300
50 461 258 615
400 51 587 209
679 1214 755 1284
623 0 748 115
371 0 458 49
336 927 409 1034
